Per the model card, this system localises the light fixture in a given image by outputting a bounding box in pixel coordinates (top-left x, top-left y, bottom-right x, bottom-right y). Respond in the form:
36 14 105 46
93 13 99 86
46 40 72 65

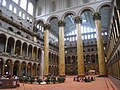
5 64 7 67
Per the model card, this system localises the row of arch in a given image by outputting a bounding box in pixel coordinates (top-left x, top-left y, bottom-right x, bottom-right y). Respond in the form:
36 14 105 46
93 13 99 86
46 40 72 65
49 52 59 64
65 54 98 65
0 33 42 61
0 58 40 77
35 2 111 24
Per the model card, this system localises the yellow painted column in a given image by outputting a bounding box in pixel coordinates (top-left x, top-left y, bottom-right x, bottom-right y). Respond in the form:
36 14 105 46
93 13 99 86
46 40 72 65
74 16 84 77
117 10 120 26
93 12 106 76
43 23 50 76
58 20 65 77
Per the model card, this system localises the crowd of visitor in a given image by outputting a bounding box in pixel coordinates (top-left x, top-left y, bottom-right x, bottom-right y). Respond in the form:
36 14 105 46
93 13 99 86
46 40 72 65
73 76 95 82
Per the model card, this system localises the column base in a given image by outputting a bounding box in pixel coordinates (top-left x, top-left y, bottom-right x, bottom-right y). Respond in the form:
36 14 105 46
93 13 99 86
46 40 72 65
59 75 66 77
44 74 49 77
77 74 85 77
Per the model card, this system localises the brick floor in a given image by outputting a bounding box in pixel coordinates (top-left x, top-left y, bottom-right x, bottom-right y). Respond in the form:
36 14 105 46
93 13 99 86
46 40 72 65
0 76 119 90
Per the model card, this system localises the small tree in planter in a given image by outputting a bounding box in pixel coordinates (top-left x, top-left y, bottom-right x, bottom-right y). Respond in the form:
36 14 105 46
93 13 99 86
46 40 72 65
57 77 66 83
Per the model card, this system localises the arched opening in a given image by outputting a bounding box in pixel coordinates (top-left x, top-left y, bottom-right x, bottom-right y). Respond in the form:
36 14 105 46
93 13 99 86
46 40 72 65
0 58 3 76
33 47 37 60
22 42 27 57
7 37 14 54
21 62 26 76
8 27 14 32
28 45 32 59
33 63 37 76
15 40 21 55
91 54 95 63
86 55 90 63
38 48 42 62
16 31 22 36
0 34 7 53
27 62 32 76
4 59 13 77
13 61 19 76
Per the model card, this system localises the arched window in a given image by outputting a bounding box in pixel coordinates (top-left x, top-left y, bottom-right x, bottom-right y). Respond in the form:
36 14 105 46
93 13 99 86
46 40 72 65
2 0 6 6
22 14 25 19
20 0 27 10
12 0 19 4
13 7 17 13
9 4 13 11
28 2 33 15
19 11 21 17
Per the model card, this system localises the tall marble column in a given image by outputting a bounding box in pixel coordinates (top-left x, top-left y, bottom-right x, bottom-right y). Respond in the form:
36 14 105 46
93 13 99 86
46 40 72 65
2 63 5 76
58 20 65 77
93 12 106 76
74 16 85 77
43 23 50 76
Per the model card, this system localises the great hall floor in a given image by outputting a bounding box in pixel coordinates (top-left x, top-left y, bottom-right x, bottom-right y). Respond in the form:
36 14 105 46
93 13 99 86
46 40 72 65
1 76 120 90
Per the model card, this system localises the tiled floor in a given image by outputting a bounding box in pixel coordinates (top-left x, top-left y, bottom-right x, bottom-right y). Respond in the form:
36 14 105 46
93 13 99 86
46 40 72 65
1 76 120 90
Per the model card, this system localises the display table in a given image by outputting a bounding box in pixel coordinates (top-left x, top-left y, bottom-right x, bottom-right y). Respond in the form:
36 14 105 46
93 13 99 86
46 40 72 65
0 79 19 88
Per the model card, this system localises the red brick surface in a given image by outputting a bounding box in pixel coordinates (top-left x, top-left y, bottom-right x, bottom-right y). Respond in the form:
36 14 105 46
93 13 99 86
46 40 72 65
1 76 119 90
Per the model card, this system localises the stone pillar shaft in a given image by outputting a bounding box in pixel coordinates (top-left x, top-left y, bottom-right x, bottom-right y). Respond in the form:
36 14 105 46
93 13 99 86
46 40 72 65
2 63 5 76
5 38 8 52
117 10 120 26
58 20 65 76
74 16 84 77
93 12 106 76
44 24 50 76
13 41 16 54
115 20 119 37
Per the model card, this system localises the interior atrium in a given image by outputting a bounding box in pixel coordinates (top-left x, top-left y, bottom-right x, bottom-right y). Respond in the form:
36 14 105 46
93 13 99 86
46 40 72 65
0 0 120 89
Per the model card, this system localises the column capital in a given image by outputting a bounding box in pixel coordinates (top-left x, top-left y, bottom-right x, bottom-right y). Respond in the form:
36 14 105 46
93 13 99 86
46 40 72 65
93 12 101 20
74 16 82 24
58 20 65 27
44 23 50 30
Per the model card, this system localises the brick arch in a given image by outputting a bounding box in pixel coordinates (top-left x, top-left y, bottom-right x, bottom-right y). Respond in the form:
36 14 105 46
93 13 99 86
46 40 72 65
61 11 76 20
78 7 95 16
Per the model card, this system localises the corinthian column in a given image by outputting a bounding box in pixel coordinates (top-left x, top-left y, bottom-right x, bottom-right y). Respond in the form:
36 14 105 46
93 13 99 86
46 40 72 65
74 16 84 77
43 23 50 76
58 20 65 77
93 12 106 76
